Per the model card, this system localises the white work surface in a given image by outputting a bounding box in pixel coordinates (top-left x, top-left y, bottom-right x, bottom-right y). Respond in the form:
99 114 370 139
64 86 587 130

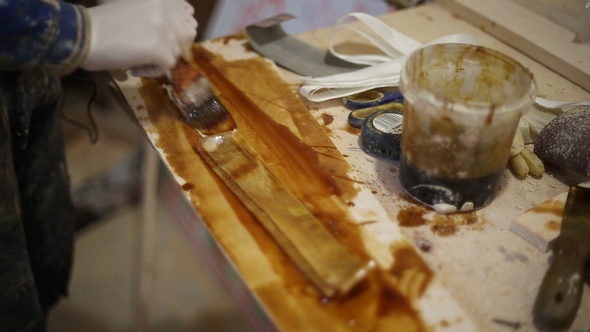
291 3 590 330
294 10 590 332
114 3 590 331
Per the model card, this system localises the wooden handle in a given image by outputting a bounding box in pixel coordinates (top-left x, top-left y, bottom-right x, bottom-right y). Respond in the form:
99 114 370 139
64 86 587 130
533 249 587 330
533 185 590 330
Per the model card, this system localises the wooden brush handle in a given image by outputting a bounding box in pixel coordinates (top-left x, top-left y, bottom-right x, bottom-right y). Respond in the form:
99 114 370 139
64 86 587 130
533 247 588 330
533 185 590 330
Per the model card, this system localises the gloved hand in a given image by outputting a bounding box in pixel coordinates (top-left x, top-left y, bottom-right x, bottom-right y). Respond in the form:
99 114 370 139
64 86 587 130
81 0 197 73
509 129 545 177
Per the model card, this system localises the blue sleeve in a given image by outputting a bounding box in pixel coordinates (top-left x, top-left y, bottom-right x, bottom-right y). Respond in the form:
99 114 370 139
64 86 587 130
0 0 90 76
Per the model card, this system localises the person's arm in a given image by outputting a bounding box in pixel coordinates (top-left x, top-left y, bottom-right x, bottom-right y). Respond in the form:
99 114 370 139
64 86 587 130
0 0 90 75
81 0 197 74
0 0 197 76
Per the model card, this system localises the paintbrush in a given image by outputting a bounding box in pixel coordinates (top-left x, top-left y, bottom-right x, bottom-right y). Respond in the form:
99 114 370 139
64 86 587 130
164 59 370 297
165 59 236 135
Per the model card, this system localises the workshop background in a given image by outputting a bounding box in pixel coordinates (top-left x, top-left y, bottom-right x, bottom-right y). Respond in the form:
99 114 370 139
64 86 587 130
47 1 396 331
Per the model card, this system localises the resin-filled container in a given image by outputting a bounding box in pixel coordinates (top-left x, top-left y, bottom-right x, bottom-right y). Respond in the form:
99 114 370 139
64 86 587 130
399 43 536 214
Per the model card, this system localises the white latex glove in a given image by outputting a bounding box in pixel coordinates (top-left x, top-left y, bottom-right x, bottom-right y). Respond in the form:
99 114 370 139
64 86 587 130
81 0 197 72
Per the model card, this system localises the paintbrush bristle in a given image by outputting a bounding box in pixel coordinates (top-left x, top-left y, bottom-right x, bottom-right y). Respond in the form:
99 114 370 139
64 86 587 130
182 96 237 135
166 60 237 135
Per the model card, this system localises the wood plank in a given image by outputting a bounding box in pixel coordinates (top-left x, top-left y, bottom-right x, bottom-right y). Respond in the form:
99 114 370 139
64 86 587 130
114 3 590 330
510 191 566 251
198 133 368 297
437 0 590 91
114 33 476 331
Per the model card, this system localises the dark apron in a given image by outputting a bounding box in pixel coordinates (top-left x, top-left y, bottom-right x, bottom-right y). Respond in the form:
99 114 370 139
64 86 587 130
0 70 75 331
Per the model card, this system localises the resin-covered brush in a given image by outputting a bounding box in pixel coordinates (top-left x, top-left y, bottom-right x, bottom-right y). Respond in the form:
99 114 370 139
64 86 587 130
165 59 236 135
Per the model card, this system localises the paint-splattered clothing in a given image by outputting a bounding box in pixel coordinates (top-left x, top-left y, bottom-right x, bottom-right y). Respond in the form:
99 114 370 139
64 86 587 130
0 1 90 331
0 0 90 75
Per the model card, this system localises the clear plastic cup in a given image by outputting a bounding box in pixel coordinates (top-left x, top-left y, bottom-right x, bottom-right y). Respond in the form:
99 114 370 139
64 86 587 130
399 43 536 214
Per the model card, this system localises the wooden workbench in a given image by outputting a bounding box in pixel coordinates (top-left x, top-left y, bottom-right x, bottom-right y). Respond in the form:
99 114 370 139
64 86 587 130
114 2 590 331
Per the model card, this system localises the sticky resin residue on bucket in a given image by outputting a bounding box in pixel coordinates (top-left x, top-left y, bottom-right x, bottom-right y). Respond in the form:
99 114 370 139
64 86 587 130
398 43 536 213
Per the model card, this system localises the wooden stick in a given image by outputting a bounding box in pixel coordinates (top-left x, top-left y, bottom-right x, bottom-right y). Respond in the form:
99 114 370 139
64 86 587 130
198 133 370 298
136 143 159 332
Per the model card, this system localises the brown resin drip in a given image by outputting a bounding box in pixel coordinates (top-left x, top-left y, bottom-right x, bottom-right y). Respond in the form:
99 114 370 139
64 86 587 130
530 199 565 217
